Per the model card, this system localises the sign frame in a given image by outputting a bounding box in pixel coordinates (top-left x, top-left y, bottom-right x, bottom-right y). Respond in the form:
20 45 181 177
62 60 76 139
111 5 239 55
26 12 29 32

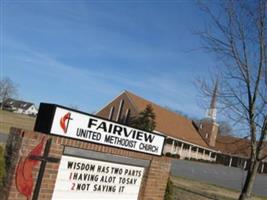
34 103 166 156
51 154 146 200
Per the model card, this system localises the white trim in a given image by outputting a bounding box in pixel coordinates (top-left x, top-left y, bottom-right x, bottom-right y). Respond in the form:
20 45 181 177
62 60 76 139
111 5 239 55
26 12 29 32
219 153 249 160
165 135 218 153
124 108 130 123
171 140 175 154
229 157 232 167
188 146 192 159
116 99 124 122
261 163 264 173
179 143 184 156
175 144 179 154
243 161 247 169
153 130 166 136
108 106 114 120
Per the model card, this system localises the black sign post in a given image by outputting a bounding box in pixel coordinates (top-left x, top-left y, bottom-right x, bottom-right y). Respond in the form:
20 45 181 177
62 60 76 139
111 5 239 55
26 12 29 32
31 138 60 200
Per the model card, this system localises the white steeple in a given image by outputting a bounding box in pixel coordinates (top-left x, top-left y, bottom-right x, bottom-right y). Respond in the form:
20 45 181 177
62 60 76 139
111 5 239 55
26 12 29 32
206 80 218 121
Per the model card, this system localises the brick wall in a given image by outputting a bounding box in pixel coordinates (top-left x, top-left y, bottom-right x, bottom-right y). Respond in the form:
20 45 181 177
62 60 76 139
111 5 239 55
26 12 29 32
198 120 218 147
3 129 171 200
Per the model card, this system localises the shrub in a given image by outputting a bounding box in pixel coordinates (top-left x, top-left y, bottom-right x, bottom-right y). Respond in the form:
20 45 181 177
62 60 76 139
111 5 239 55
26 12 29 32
164 177 173 200
165 152 172 157
165 153 180 159
172 154 180 159
0 145 6 189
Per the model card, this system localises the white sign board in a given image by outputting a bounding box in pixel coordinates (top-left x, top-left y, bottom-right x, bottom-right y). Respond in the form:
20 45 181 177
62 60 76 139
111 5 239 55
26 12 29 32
50 107 165 156
52 155 144 200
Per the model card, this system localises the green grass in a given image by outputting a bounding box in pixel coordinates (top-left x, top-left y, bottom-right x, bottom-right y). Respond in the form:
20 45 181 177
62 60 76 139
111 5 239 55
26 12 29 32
0 110 35 134
170 176 267 200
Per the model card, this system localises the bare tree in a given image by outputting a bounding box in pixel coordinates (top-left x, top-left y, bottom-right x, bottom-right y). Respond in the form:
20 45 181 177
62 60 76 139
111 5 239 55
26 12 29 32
0 77 18 110
68 104 79 111
197 1 267 199
218 121 233 136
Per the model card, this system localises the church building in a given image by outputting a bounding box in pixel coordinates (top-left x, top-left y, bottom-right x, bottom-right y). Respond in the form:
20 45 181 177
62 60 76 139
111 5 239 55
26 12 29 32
96 89 267 174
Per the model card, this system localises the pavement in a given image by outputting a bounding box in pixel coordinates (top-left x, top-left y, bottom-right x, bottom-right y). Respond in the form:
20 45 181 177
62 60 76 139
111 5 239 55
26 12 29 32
171 159 267 197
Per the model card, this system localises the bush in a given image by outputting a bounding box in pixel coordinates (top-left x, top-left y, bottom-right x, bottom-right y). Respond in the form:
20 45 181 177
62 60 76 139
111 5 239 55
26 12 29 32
165 152 172 157
165 152 180 159
164 177 173 200
172 154 180 159
185 157 215 164
0 145 6 189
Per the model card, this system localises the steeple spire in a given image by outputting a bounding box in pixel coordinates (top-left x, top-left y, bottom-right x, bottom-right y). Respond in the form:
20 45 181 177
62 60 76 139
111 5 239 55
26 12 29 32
207 80 218 121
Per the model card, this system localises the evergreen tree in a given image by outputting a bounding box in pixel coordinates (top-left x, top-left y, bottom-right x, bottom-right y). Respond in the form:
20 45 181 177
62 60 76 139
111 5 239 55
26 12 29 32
130 104 156 132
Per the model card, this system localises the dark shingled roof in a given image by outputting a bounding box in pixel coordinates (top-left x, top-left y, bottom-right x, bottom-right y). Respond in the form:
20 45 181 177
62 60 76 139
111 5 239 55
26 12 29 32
4 98 34 110
215 135 267 160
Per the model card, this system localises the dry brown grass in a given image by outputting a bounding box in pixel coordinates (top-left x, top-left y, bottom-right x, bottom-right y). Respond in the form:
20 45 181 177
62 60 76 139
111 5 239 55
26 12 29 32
171 176 267 200
0 110 35 134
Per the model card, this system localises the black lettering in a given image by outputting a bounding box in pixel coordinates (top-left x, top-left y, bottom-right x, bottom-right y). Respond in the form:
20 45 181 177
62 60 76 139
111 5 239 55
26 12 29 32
88 118 98 128
76 183 90 191
132 130 136 139
136 131 143 141
113 125 122 135
73 172 78 180
144 134 155 143
123 127 132 137
67 161 74 169
104 135 112 143
97 122 107 132
77 163 81 170
108 123 113 133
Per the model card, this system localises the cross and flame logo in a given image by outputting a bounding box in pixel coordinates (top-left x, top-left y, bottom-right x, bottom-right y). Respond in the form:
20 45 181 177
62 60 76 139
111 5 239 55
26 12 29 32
16 137 45 199
60 112 72 133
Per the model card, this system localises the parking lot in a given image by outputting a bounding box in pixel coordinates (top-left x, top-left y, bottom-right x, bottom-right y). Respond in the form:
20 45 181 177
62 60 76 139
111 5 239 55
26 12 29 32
171 159 267 197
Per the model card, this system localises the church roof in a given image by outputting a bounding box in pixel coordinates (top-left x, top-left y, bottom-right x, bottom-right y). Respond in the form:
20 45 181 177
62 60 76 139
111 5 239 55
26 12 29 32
215 135 267 160
4 98 34 110
123 91 210 149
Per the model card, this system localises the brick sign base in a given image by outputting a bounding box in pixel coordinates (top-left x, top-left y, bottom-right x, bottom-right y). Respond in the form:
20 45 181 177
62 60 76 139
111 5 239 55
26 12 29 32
2 128 171 200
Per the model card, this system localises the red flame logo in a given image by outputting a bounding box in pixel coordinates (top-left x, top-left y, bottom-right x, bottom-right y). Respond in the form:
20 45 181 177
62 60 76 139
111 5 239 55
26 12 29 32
16 137 45 199
60 112 71 133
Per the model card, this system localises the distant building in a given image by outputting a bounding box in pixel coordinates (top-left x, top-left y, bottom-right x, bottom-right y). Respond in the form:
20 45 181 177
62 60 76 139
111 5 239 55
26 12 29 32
96 90 267 174
3 98 38 116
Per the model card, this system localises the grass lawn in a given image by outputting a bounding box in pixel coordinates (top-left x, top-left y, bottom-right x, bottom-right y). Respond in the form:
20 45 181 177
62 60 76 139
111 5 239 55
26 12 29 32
0 110 35 134
171 176 267 200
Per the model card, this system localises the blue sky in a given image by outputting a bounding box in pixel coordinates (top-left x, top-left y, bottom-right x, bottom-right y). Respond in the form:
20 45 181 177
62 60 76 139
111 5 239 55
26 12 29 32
1 0 219 119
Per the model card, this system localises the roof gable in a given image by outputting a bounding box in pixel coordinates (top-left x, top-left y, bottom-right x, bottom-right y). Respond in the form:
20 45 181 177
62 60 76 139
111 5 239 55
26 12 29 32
4 98 34 110
124 91 210 148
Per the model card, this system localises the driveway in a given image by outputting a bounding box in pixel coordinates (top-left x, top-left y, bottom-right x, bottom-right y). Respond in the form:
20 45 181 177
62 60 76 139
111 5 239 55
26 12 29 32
171 159 267 197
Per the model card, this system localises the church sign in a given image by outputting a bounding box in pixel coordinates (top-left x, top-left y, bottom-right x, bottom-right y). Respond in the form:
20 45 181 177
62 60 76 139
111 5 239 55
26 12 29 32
52 155 144 200
34 103 165 156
